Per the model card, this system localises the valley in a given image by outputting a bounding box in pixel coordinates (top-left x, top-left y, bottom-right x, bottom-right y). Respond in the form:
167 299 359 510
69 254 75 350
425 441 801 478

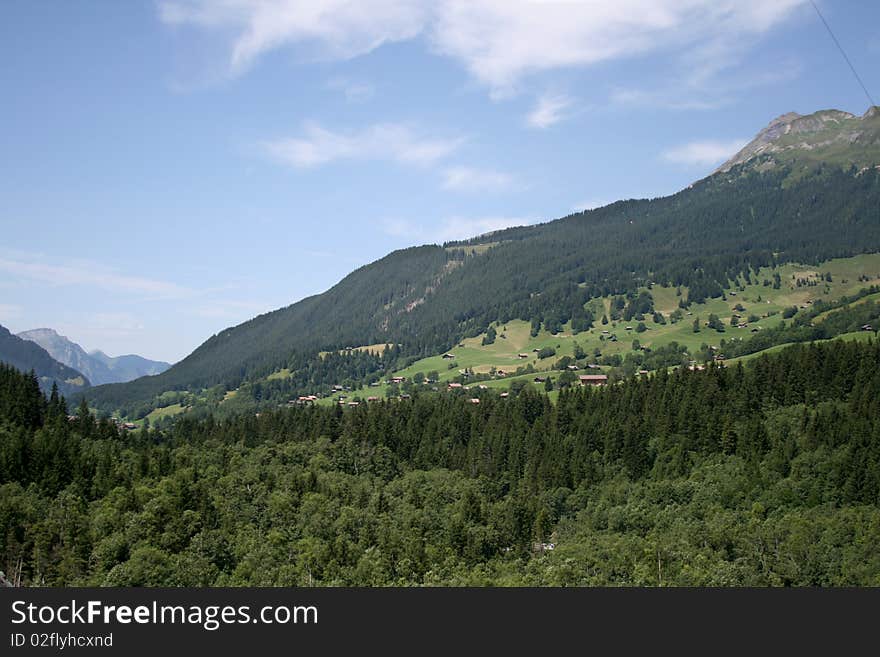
6 0 880 600
3 104 880 589
78 105 880 424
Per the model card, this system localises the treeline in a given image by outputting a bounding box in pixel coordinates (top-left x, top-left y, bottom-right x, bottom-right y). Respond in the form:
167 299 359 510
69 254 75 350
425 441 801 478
118 347 405 421
2 339 879 586
84 165 880 416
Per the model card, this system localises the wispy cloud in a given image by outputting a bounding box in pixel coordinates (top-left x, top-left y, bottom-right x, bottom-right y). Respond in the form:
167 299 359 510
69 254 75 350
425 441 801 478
379 218 416 239
0 254 191 299
159 1 808 96
433 215 534 242
189 300 275 320
0 251 288 363
441 166 513 192
304 248 338 258
526 94 572 128
661 138 748 166
610 88 727 111
39 313 149 357
610 57 803 112
572 199 612 213
90 312 145 333
382 214 535 243
326 76 375 102
262 121 464 168
431 1 808 96
159 0 428 76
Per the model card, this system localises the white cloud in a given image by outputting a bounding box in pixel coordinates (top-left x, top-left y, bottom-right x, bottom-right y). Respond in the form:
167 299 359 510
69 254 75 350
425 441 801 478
159 1 808 95
262 121 464 168
441 166 513 192
159 0 428 75
326 77 375 102
0 254 191 299
661 138 748 166
526 94 572 128
382 215 534 243
430 1 807 96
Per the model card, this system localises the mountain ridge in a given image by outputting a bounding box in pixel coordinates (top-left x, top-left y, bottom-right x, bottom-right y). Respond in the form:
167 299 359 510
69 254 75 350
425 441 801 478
0 324 90 396
82 106 880 415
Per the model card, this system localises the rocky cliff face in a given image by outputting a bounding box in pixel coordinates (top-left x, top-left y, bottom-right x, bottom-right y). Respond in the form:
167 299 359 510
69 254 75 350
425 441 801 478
17 328 170 385
17 328 99 379
0 324 89 395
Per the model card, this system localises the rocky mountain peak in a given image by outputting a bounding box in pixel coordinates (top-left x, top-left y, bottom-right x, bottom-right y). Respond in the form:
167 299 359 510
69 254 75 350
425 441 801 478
715 106 879 174
20 327 63 340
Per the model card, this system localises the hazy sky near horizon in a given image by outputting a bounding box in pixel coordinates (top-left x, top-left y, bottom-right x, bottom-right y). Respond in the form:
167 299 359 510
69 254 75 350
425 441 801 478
1 0 878 363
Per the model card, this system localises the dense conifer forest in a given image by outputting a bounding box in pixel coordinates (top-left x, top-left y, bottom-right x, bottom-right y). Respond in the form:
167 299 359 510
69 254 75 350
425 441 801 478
3 336 879 586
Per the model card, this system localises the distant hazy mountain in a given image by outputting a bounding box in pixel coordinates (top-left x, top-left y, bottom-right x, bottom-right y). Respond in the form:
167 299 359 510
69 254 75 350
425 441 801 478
89 349 171 382
0 324 89 395
16 328 170 385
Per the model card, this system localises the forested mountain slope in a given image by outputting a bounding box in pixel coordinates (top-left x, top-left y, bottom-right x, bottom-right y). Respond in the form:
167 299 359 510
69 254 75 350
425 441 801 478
85 107 880 413
86 245 452 410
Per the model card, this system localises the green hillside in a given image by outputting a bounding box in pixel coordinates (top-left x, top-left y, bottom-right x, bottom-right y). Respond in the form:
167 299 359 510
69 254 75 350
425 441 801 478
402 255 877 365
83 107 880 418
5 106 880 589
129 252 880 425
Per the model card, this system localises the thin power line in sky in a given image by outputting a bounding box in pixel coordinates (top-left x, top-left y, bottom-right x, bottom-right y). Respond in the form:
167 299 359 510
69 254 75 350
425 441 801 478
809 0 876 108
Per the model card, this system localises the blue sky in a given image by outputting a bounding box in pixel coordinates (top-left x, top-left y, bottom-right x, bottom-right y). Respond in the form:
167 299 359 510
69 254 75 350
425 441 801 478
1 0 878 363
